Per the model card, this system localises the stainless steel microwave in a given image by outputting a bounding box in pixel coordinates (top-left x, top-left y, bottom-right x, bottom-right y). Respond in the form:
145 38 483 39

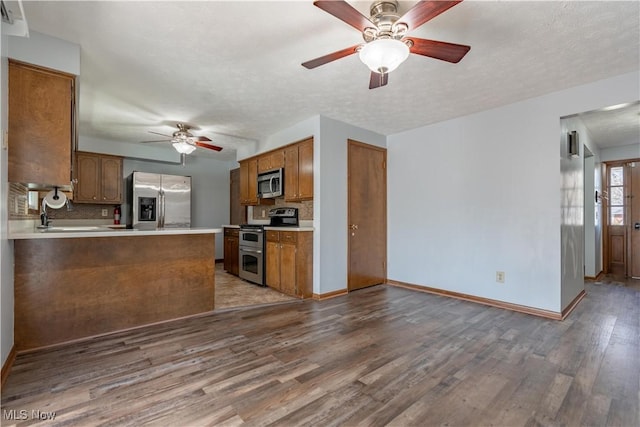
257 168 283 199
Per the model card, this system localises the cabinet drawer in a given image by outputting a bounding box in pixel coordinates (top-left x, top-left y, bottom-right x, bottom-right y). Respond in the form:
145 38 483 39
224 228 239 237
280 231 297 243
266 230 280 242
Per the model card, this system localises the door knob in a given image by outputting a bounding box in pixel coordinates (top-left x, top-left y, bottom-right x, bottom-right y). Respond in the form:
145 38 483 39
350 224 358 230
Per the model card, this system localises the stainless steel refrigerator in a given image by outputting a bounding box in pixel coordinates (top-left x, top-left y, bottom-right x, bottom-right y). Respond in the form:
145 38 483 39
127 171 191 229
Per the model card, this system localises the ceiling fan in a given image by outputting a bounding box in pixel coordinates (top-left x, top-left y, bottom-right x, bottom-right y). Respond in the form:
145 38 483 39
302 0 471 89
142 123 223 154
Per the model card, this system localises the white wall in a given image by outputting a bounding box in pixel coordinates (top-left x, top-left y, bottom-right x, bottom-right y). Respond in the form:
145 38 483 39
317 116 386 294
584 155 596 276
8 30 79 75
600 143 640 162
568 116 603 278
560 117 585 308
80 135 183 164
255 115 386 295
0 22 14 368
124 157 233 259
387 71 639 313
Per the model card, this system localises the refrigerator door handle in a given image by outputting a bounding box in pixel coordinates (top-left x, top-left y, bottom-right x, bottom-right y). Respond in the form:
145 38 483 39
158 191 164 228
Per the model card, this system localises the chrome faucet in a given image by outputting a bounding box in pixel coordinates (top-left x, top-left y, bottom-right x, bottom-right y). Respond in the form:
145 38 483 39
39 199 51 228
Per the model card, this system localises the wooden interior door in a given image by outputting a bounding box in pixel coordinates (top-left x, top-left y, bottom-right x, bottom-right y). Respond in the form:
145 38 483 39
629 162 640 278
347 140 386 291
604 161 640 278
608 226 627 277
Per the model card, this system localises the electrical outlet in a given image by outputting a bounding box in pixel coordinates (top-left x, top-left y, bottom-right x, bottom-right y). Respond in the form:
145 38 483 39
261 209 266 218
496 271 505 283
101 209 108 217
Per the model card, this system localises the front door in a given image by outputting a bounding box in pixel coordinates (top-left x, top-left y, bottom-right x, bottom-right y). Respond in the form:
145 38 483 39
347 140 387 291
604 160 640 278
629 162 640 278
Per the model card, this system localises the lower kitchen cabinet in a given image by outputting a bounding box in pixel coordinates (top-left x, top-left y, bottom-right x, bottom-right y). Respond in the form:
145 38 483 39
13 233 216 351
265 230 313 298
224 227 240 276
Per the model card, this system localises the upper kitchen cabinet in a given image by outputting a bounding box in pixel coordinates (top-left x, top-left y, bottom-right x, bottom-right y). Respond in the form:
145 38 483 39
74 152 123 204
8 60 75 189
239 157 259 205
285 138 314 201
258 149 285 173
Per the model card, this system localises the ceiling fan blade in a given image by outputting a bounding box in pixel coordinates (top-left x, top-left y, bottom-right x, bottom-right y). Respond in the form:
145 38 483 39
148 130 172 138
140 139 170 143
369 72 388 89
302 44 360 69
195 136 212 142
406 37 470 63
195 141 223 152
396 1 463 31
313 0 376 32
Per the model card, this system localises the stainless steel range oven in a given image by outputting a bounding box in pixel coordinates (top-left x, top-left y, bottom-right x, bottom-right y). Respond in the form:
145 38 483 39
238 224 265 285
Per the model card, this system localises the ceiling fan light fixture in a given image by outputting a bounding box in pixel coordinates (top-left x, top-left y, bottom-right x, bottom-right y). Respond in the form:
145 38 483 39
172 140 196 154
359 38 409 74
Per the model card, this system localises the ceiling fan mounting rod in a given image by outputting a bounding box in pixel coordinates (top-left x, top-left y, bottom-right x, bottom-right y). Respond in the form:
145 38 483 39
363 0 407 42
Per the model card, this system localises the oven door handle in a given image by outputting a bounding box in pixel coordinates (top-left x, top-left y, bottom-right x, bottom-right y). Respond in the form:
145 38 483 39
240 248 263 254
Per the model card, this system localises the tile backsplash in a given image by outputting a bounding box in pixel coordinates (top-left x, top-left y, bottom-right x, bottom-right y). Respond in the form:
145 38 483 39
8 183 34 219
8 183 117 221
252 199 313 221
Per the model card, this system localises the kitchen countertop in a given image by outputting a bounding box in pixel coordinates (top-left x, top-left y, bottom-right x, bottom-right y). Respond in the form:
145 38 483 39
9 223 222 240
222 224 314 232
264 226 314 231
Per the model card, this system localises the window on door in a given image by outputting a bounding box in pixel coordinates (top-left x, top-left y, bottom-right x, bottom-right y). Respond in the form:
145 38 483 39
608 166 625 225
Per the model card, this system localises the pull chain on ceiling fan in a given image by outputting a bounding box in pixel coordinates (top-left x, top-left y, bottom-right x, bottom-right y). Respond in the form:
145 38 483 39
142 123 223 154
302 0 471 89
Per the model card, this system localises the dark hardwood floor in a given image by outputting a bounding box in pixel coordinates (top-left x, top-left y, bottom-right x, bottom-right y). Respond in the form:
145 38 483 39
1 279 638 426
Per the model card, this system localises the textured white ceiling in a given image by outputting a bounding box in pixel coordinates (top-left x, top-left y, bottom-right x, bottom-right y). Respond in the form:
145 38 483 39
18 1 640 160
578 102 640 150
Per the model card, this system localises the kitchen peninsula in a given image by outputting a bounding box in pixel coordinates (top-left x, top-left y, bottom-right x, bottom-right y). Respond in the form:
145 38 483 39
10 226 221 351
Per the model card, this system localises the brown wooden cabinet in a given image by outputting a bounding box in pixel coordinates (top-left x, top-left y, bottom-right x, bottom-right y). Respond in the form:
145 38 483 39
223 227 240 276
258 149 285 173
239 158 259 205
229 168 247 225
285 138 314 201
74 152 123 204
265 229 313 298
8 60 75 188
14 233 215 351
